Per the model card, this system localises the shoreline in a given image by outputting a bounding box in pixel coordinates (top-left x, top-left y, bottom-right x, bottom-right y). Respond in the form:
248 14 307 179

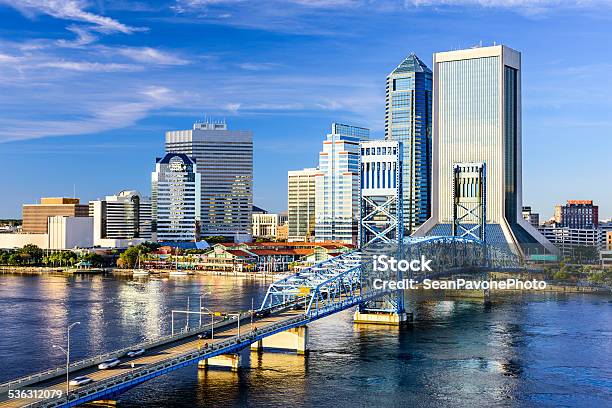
0 266 609 294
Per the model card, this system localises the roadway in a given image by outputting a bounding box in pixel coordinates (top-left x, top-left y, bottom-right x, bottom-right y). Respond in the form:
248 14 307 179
0 308 305 408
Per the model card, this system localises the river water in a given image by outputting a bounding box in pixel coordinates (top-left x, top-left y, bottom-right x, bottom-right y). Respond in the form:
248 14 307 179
0 273 610 407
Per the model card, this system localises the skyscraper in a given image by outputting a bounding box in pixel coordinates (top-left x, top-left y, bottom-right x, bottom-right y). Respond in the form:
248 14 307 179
165 120 253 241
151 153 201 242
315 123 369 244
385 54 432 235
287 168 318 242
416 45 556 254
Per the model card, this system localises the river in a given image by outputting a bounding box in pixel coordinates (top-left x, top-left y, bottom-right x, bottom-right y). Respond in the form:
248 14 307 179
0 274 610 407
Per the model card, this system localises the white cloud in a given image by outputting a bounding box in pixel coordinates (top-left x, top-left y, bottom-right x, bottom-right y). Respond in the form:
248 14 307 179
0 86 177 142
238 62 281 71
116 47 190 65
56 25 98 47
38 60 141 72
2 0 144 33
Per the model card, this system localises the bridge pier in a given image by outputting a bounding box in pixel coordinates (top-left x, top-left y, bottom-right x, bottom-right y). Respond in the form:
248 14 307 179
353 310 411 326
198 347 251 371
250 325 308 354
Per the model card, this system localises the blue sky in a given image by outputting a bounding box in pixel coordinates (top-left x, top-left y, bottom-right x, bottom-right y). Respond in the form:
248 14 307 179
0 0 610 220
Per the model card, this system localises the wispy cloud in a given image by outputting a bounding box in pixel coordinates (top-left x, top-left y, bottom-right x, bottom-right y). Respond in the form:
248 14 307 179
2 0 144 33
238 62 281 71
0 86 178 142
37 60 141 72
115 47 190 66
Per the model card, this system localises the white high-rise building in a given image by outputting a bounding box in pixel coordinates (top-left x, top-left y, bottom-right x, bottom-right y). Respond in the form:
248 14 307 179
315 123 369 244
288 168 318 242
89 190 152 248
151 153 201 242
165 120 253 241
415 45 556 254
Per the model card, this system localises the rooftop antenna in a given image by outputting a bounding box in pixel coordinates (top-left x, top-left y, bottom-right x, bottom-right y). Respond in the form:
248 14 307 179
73 184 76 199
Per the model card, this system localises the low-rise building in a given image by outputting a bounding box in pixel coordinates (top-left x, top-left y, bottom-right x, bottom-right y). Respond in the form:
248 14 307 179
22 197 89 234
538 225 603 257
48 216 93 250
252 213 288 238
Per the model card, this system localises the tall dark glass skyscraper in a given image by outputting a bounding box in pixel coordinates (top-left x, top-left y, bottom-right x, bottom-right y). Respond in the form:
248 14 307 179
385 54 432 235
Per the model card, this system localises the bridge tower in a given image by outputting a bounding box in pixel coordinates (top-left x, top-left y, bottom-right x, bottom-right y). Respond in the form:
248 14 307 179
356 140 408 325
452 162 486 242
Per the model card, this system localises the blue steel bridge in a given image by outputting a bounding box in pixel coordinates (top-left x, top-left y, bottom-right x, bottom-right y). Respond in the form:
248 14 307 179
0 236 527 408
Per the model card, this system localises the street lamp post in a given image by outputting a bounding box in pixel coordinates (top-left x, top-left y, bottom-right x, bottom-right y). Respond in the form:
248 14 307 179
53 321 80 402
201 306 215 339
199 292 211 327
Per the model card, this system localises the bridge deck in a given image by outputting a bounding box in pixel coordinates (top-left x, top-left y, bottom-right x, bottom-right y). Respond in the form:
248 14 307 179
0 309 305 408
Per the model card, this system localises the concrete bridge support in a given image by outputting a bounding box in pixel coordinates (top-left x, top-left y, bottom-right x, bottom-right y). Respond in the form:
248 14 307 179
353 310 411 326
198 347 251 371
250 326 308 354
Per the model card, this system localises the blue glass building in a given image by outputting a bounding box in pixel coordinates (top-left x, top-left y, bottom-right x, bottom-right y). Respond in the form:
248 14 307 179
385 54 432 235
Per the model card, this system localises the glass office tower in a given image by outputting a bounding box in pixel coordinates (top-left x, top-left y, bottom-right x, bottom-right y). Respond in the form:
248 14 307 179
385 54 432 235
416 45 556 254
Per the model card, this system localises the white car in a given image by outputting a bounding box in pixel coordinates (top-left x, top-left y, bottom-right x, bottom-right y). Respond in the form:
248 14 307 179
126 348 145 357
69 376 93 386
98 358 121 370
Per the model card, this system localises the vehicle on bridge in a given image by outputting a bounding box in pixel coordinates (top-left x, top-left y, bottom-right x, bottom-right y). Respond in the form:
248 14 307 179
126 348 145 357
68 376 93 387
97 358 120 370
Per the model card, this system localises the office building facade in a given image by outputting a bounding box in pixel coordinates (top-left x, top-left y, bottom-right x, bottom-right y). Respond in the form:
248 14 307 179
315 123 369 244
385 54 432 235
89 190 153 247
555 200 598 229
416 45 556 254
22 197 89 234
151 153 201 242
252 213 288 238
165 121 253 241
288 168 318 242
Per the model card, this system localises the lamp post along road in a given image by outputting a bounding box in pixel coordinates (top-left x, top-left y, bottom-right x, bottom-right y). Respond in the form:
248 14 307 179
199 292 211 327
53 321 80 402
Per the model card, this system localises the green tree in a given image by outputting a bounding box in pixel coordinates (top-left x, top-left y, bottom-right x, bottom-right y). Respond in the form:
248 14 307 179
553 270 570 281
118 244 154 268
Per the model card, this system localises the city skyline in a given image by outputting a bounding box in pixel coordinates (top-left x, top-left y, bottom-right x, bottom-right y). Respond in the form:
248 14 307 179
1 1 612 219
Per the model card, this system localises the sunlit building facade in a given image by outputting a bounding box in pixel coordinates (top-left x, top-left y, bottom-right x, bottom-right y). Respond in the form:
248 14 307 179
315 123 369 244
288 168 318 242
416 45 556 254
